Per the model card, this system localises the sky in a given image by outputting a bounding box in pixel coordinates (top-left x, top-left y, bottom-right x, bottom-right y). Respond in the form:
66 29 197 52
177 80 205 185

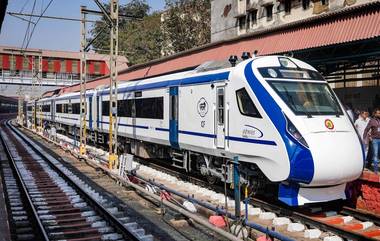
0 0 165 52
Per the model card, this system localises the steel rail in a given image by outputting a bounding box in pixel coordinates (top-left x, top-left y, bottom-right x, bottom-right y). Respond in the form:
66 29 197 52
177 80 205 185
6 121 142 241
0 122 49 241
341 206 380 227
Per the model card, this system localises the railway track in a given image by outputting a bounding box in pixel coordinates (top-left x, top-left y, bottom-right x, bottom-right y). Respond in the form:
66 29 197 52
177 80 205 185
15 121 380 241
0 120 153 241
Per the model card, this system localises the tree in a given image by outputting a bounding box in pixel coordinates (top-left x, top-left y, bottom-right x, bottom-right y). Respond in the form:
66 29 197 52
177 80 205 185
89 0 161 65
161 0 211 56
119 12 163 65
90 0 211 65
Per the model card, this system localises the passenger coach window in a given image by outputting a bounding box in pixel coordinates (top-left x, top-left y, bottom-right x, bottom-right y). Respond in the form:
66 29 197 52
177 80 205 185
135 97 164 119
118 99 133 117
102 101 110 116
42 105 50 112
103 97 163 119
56 104 63 113
71 103 80 114
236 88 261 118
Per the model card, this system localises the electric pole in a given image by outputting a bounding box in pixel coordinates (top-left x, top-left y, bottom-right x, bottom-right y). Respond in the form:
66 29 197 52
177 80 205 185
108 0 119 169
17 87 24 126
79 5 87 156
88 0 140 169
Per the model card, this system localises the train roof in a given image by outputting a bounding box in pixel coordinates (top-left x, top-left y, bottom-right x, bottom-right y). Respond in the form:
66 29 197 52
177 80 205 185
38 55 318 101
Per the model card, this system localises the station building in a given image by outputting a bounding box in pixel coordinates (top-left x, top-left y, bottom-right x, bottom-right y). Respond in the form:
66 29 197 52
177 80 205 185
0 46 128 98
212 0 380 111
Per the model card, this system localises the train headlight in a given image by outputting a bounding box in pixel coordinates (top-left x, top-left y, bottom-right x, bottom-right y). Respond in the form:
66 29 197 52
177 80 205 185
285 116 309 148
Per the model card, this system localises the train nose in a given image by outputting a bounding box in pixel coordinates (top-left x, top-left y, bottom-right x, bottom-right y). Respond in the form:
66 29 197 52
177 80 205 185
304 131 363 186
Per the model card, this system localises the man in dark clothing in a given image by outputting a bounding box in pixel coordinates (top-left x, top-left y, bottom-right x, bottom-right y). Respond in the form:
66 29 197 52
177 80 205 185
364 108 380 174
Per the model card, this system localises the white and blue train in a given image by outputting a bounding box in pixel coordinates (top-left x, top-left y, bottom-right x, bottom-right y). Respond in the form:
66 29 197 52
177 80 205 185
27 55 364 206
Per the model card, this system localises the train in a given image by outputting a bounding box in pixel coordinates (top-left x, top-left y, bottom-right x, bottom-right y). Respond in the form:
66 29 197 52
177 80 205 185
26 55 364 206
0 95 18 114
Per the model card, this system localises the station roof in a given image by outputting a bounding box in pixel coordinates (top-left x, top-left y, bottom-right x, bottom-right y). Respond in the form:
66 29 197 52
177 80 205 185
57 1 380 95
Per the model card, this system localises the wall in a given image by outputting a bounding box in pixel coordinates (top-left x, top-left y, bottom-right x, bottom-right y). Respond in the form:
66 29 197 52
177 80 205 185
211 0 238 42
211 0 374 43
334 86 380 112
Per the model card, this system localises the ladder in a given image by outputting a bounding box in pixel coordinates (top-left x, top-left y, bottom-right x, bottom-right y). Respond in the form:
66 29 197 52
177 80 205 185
172 150 188 170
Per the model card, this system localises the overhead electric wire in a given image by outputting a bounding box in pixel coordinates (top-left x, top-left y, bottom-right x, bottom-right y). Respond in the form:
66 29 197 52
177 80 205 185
21 0 36 50
8 12 101 23
19 0 30 14
24 0 54 50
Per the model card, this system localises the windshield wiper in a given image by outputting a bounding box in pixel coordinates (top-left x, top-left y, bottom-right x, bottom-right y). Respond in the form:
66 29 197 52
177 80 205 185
326 90 341 117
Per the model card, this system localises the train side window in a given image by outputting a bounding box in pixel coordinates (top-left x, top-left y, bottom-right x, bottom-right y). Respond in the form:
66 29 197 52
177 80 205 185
102 101 110 116
236 88 262 118
118 99 134 117
135 97 163 119
71 103 80 114
42 105 50 112
217 88 224 125
56 104 62 113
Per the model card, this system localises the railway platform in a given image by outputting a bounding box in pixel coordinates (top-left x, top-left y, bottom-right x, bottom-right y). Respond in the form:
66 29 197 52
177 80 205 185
350 170 380 215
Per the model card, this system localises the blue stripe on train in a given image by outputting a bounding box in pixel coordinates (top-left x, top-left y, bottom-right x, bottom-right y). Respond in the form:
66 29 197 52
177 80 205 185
243 60 315 206
54 72 230 101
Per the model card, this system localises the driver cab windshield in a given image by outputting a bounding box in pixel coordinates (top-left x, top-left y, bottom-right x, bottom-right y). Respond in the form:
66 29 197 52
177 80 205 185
258 65 343 116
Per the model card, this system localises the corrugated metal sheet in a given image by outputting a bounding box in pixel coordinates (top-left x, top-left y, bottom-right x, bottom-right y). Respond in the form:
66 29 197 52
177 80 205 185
59 2 380 95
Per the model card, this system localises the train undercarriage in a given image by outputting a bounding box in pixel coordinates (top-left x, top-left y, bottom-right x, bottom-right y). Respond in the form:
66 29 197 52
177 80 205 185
50 122 272 196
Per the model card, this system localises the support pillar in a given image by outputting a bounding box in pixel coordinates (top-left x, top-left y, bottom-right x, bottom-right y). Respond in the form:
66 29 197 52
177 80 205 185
233 156 241 218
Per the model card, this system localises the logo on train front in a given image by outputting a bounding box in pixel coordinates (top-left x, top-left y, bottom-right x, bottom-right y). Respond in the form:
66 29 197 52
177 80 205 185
324 119 334 130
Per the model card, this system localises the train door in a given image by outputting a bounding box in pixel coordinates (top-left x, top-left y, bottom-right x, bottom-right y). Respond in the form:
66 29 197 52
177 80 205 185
89 96 93 130
96 95 100 130
51 99 55 121
169 86 179 149
215 86 225 148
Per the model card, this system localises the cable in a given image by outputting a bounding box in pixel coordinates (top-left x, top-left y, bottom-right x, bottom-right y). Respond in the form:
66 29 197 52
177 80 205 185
19 0 30 14
21 0 36 49
24 0 54 50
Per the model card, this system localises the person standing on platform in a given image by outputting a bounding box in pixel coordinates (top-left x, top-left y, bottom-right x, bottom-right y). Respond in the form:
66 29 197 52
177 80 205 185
355 110 370 158
346 103 355 122
364 108 380 174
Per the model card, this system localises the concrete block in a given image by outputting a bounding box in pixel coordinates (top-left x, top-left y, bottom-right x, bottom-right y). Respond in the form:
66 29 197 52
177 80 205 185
361 221 373 229
272 217 291 226
240 202 247 211
211 193 226 204
287 223 305 232
183 201 197 213
323 236 343 241
304 229 322 239
203 189 214 197
342 216 353 223
227 199 236 208
259 212 276 220
247 207 262 216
